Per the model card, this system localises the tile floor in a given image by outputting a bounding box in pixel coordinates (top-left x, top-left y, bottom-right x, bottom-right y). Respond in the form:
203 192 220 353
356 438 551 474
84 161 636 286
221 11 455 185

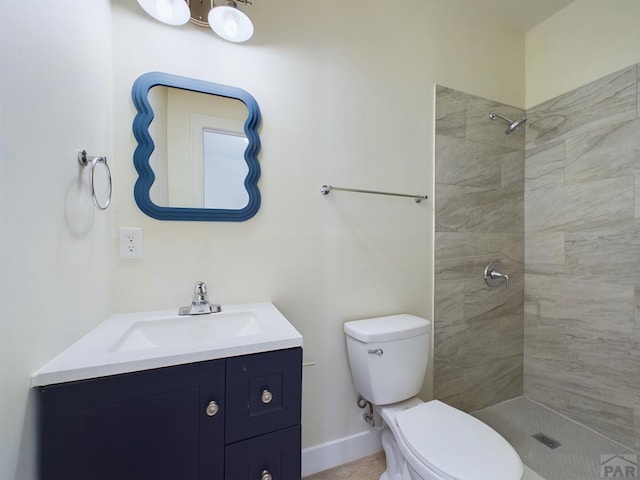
303 452 385 480
305 396 639 480
475 396 637 480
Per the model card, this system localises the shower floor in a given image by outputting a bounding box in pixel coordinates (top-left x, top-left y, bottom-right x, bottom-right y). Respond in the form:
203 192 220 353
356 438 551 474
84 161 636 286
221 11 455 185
473 396 638 480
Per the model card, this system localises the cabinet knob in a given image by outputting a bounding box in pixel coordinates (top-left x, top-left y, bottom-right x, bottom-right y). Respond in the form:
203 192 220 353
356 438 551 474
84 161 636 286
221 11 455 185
261 389 273 404
261 470 272 480
205 400 219 417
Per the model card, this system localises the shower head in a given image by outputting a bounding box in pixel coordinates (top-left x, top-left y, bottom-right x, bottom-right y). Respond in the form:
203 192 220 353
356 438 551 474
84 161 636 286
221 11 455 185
489 111 527 135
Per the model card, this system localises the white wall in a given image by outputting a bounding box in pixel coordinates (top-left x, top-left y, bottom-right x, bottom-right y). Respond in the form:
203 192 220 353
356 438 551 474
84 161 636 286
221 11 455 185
110 0 524 453
526 0 640 108
0 2 112 479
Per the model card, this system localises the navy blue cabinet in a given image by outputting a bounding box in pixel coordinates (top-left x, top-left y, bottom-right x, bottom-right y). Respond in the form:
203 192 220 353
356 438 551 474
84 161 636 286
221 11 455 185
38 348 302 480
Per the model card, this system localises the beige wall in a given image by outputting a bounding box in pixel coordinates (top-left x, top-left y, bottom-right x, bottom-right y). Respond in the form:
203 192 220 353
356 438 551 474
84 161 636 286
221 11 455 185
110 0 524 451
0 2 113 479
0 1 525 477
526 0 640 108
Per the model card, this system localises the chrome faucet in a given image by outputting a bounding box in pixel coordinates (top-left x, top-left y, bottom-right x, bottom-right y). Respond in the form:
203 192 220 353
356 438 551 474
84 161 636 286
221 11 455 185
179 281 221 315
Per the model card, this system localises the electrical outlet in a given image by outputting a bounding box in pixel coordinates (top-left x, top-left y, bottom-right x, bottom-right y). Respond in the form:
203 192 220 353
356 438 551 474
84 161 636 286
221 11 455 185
119 227 144 259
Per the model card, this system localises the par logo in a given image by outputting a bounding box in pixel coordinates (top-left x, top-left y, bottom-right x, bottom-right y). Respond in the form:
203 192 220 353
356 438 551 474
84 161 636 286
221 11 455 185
600 454 637 478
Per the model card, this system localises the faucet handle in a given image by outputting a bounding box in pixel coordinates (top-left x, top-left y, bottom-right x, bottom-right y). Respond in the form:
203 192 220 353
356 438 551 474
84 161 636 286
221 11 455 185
484 261 510 289
178 281 221 315
194 281 207 295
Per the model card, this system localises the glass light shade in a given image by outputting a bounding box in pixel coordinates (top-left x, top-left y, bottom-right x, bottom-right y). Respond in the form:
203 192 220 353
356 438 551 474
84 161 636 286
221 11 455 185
208 5 254 43
137 0 190 26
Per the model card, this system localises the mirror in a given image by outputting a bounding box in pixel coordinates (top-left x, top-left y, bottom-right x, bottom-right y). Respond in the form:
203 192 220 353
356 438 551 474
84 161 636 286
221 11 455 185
132 72 261 221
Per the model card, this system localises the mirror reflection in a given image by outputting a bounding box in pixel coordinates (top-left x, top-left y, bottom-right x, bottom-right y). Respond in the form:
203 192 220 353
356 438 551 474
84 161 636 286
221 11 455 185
132 71 261 222
148 86 250 209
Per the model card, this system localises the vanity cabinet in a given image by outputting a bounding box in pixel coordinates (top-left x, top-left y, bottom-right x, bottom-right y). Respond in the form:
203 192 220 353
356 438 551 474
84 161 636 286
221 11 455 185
38 347 302 480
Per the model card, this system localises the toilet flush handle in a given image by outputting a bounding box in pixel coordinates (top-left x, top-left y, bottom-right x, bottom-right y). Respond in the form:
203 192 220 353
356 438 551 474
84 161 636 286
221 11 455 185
368 348 384 356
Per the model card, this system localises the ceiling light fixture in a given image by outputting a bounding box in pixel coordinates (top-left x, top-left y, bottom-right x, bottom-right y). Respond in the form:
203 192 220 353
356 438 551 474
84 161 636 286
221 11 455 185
137 0 191 26
136 0 254 43
209 1 254 43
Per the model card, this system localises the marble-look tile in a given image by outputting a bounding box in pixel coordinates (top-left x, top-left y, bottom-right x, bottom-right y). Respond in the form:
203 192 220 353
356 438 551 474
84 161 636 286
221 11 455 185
466 95 526 150
462 314 523 369
564 232 640 284
463 268 523 323
565 119 640 184
524 361 636 447
524 274 634 332
527 65 637 148
501 150 525 188
436 183 524 233
525 327 638 404
434 363 465 407
524 233 564 274
524 141 564 192
635 288 640 452
434 87 524 418
435 86 466 138
635 394 640 452
433 284 465 376
435 135 512 188
463 355 523 412
434 232 523 280
434 325 466 369
524 275 638 434
434 280 465 367
635 174 640 219
524 176 634 233
523 64 640 451
434 279 464 323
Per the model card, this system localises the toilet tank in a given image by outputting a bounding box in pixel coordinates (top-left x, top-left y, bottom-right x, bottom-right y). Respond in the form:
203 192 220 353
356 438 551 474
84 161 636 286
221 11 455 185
344 314 431 406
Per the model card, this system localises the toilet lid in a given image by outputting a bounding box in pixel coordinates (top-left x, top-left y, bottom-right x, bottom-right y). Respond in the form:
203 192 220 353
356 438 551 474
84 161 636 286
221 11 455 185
395 400 523 480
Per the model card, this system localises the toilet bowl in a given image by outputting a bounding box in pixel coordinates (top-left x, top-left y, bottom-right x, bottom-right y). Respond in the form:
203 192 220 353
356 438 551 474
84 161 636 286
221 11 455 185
344 314 523 480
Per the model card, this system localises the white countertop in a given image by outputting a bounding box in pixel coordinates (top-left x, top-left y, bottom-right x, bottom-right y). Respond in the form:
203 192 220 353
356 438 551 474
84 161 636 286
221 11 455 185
31 303 303 387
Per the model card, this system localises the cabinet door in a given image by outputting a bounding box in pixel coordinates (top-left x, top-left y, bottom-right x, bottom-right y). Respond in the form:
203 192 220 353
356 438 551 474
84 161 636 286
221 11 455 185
39 360 225 480
225 425 301 480
225 348 302 444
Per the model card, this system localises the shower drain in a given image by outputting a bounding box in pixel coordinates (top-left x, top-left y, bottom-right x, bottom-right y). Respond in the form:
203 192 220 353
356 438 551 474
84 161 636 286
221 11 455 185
532 432 562 449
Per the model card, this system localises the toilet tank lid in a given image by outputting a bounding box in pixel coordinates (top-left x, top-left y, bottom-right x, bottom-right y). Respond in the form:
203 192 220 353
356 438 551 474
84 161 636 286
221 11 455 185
344 314 430 343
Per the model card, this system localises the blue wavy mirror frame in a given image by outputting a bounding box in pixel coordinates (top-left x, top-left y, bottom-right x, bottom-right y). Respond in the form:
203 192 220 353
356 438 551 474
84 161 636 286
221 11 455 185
132 71 261 221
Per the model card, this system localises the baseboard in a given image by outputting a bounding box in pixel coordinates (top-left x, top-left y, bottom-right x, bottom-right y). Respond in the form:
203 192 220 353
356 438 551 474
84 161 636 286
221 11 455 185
302 427 383 477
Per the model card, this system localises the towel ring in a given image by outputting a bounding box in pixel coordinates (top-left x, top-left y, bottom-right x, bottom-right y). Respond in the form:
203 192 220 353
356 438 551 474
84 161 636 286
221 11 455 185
78 150 112 210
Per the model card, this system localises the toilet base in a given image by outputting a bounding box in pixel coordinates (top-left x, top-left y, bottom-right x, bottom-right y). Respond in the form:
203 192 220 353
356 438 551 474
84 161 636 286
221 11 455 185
380 426 442 480
380 427 412 480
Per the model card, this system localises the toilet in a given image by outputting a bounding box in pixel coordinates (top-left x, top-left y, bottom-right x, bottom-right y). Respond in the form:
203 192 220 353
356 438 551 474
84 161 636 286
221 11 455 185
344 314 523 480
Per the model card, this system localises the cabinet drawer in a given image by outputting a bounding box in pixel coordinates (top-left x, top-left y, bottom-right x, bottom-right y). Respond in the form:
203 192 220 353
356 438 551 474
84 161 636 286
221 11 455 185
225 348 302 443
225 425 301 480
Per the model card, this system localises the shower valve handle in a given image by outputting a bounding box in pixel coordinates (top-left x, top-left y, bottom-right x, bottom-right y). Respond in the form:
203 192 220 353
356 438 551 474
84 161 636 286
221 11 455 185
484 261 510 289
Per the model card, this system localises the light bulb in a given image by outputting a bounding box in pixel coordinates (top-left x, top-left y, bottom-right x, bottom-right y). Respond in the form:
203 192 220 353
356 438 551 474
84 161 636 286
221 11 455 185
155 0 173 21
223 13 239 39
137 0 190 26
208 4 254 43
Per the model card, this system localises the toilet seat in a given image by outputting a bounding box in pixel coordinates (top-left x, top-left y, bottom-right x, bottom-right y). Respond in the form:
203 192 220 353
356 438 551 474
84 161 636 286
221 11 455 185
394 400 523 480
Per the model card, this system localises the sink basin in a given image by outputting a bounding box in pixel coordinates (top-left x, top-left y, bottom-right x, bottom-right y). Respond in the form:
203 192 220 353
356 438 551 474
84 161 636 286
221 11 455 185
111 311 264 352
31 303 302 387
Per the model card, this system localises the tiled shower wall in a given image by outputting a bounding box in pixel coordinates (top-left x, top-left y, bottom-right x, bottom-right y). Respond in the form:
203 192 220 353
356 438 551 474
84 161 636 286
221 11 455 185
433 86 525 412
435 65 640 450
524 64 640 451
